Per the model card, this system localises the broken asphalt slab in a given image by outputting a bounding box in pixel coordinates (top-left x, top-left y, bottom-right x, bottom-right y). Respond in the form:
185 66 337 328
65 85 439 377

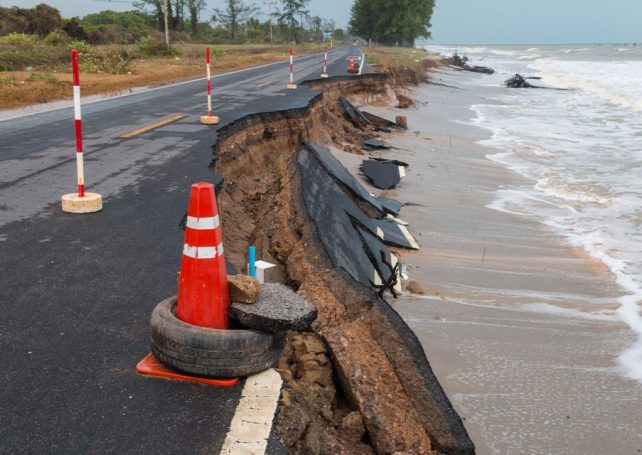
361 158 408 189
372 219 420 250
230 283 318 332
362 111 400 132
338 96 370 128
297 143 408 293
361 138 393 151
301 141 403 216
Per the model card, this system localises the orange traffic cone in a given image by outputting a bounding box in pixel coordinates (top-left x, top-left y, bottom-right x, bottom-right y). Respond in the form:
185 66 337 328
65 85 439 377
136 181 238 387
348 55 359 74
177 182 230 329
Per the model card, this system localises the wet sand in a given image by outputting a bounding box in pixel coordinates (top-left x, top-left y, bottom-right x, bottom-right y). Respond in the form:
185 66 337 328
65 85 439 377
335 70 642 454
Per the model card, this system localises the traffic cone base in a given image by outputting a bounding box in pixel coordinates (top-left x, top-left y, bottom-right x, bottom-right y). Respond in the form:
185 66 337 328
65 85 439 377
200 115 220 125
287 83 297 90
320 73 329 78
61 192 103 214
136 353 239 387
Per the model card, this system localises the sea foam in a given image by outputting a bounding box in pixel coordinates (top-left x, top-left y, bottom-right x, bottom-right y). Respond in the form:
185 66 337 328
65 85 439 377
438 44 642 383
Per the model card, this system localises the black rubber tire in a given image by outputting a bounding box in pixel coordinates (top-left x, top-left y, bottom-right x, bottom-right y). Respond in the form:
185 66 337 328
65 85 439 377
150 297 284 378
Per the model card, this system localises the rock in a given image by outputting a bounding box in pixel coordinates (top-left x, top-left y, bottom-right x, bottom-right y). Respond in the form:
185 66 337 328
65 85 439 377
301 367 334 389
323 320 432 454
277 405 311 448
340 412 366 443
302 336 326 355
395 115 408 129
304 421 322 455
229 283 318 331
280 389 293 407
227 274 260 304
396 94 413 109
406 280 425 295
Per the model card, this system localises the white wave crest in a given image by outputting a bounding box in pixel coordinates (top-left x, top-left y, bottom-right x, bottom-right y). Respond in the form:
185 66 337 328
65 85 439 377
532 59 642 112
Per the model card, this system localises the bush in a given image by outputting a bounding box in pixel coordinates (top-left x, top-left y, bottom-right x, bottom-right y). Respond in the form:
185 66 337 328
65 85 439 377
136 35 180 56
0 47 68 71
62 18 87 41
77 47 133 74
25 72 65 87
82 10 153 38
0 32 38 45
87 25 136 45
67 40 92 53
43 29 70 46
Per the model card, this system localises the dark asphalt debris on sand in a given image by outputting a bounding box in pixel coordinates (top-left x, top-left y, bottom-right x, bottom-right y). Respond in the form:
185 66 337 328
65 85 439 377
361 158 409 189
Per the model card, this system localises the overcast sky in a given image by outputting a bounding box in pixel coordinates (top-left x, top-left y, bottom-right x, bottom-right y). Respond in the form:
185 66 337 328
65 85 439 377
7 0 642 44
430 0 642 44
7 0 353 27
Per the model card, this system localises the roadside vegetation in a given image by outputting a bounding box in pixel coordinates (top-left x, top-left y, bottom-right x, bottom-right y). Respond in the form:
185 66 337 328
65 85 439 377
349 0 435 47
363 45 441 107
0 1 345 109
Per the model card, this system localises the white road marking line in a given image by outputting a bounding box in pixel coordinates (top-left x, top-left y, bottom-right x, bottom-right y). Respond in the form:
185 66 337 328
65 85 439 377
220 369 282 455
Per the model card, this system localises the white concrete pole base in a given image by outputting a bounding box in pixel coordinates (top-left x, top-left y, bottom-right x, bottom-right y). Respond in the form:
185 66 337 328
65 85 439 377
320 73 329 78
61 193 103 214
286 83 297 90
200 115 220 125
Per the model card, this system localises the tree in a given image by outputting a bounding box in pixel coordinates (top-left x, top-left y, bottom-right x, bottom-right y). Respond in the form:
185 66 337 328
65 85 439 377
349 0 434 46
133 0 186 32
0 4 63 37
186 0 206 36
279 0 309 43
349 0 377 42
62 17 87 41
213 0 258 41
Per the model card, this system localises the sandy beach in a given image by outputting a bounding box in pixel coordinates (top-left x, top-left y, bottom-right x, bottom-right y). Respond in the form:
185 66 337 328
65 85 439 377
336 69 642 454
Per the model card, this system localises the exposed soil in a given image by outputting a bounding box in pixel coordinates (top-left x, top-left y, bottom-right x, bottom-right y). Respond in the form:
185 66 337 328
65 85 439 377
213 64 472 454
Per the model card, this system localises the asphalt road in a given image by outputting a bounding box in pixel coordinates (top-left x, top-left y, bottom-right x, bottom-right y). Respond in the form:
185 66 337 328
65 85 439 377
0 46 362 454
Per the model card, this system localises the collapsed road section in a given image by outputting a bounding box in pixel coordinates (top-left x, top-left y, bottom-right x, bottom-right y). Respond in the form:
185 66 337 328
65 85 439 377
211 72 475 453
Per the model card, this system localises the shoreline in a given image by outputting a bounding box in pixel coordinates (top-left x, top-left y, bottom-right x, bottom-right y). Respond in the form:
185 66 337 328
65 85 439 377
345 69 642 453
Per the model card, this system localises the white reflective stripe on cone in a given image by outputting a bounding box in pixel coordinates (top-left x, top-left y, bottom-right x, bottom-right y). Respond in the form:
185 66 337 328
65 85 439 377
182 243 224 259
186 215 220 230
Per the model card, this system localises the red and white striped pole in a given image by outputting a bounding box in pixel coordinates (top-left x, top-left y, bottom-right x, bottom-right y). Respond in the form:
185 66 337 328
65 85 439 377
206 47 212 117
287 47 297 89
72 49 84 197
321 46 329 78
61 49 102 213
200 47 219 125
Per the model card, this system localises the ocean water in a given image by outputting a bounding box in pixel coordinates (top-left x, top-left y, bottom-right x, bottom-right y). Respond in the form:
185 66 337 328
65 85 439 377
427 44 642 383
